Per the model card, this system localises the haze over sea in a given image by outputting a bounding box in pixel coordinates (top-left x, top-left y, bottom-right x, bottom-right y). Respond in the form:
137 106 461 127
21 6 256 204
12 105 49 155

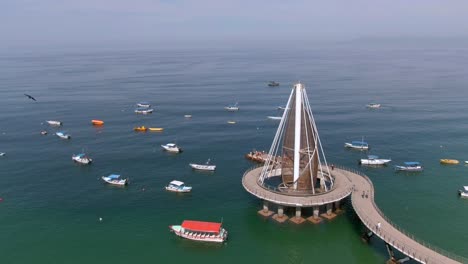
1 40 468 263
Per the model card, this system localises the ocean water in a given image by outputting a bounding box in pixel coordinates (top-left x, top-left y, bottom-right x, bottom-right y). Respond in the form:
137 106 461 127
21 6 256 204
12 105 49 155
0 44 467 263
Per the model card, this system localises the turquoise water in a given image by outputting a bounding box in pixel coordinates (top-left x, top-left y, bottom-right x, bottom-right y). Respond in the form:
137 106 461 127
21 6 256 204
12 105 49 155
1 45 467 263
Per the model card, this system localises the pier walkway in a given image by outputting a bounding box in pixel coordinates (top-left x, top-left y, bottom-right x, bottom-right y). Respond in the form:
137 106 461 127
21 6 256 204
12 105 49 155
242 165 466 264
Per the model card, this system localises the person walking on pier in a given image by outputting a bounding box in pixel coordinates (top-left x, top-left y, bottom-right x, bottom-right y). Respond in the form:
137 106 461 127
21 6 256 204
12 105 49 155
377 222 381 231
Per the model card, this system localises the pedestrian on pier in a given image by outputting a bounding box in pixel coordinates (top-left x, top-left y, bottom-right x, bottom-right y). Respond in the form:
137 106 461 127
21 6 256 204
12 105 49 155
377 222 381 231
362 191 365 198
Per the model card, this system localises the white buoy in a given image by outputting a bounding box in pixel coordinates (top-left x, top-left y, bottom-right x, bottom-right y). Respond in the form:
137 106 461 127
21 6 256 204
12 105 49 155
99 217 103 222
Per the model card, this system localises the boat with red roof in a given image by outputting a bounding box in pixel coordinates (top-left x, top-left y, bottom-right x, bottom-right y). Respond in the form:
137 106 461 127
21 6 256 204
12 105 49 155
169 220 228 243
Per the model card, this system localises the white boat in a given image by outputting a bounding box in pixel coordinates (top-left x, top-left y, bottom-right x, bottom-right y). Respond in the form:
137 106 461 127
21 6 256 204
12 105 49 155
165 180 192 193
360 155 391 166
277 106 289 110
394 161 423 172
189 159 216 171
458 186 468 198
161 143 183 153
465 161 468 164
134 108 154 114
267 116 282 120
136 102 151 108
224 103 239 111
344 140 369 150
101 174 128 186
184 115 192 118
169 220 228 243
366 103 381 109
47 120 62 126
55 131 71 139
0 152 5 156
72 153 92 164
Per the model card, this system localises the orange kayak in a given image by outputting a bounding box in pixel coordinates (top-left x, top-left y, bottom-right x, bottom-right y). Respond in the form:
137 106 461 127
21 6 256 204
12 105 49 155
92 120 104 126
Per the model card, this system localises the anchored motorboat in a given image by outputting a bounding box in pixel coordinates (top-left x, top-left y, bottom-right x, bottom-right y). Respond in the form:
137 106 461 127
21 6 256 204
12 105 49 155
55 131 71 139
224 103 239 111
72 153 92 164
161 143 183 153
345 140 369 150
394 161 423 172
359 155 391 166
47 120 62 126
101 174 128 186
189 159 216 171
165 180 192 193
169 220 228 243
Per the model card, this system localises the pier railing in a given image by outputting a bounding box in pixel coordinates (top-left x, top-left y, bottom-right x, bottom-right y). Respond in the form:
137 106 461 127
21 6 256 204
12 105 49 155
336 164 467 264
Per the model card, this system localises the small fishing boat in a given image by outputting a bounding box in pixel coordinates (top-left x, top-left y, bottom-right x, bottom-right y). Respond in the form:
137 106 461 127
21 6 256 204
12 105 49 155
165 180 192 193
40 131 48 135
169 220 228 243
136 102 151 108
184 115 192 118
55 131 71 139
267 116 282 120
134 126 148 132
47 120 62 126
277 106 288 110
134 108 154 114
394 161 423 172
148 127 164 132
224 103 239 111
458 186 468 198
359 155 391 166
345 140 369 150
189 159 216 171
161 143 183 153
465 161 468 164
91 120 104 126
72 153 92 164
101 174 128 186
366 103 381 109
0 152 5 156
268 81 280 87
227 121 236 124
440 159 459 165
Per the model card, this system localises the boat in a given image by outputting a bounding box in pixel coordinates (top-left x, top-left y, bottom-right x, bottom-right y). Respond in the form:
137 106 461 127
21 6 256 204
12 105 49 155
0 152 5 156
134 108 154 114
148 127 164 132
277 106 288 110
165 180 192 193
267 116 282 120
268 81 280 87
136 102 151 108
394 161 423 172
46 120 62 126
101 174 128 186
55 131 71 139
465 161 468 164
224 103 239 111
91 119 104 126
72 153 92 164
366 103 381 109
459 186 468 198
40 131 48 135
169 220 228 243
161 143 183 153
184 115 192 118
359 155 391 166
189 159 216 171
344 140 369 150
134 126 148 132
440 159 459 165
227 121 236 124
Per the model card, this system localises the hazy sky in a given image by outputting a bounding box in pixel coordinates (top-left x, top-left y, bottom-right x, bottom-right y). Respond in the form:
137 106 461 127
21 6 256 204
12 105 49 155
2 0 468 50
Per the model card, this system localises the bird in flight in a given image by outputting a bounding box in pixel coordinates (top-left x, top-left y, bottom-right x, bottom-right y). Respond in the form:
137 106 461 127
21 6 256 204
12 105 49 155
24 94 37 101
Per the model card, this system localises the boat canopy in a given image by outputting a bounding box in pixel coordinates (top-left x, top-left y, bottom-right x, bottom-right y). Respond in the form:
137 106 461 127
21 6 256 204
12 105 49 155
367 155 379 159
108 174 121 179
166 143 176 147
404 161 420 166
351 141 368 145
169 180 184 186
181 220 222 233
464 186 468 192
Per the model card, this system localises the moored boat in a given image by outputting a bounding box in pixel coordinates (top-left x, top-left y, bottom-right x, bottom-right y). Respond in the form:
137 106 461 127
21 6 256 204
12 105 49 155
189 159 216 171
458 186 468 198
40 131 48 135
148 127 164 132
47 120 62 126
359 155 391 166
227 121 236 124
161 143 183 153
345 140 369 150
55 131 71 139
134 108 154 114
169 220 228 243
267 116 282 120
366 103 381 109
268 81 280 87
184 115 192 118
440 159 459 165
394 161 423 172
224 103 239 111
165 180 192 193
134 126 148 132
91 119 104 126
101 174 128 186
277 106 288 110
0 152 5 156
136 102 151 108
72 153 92 164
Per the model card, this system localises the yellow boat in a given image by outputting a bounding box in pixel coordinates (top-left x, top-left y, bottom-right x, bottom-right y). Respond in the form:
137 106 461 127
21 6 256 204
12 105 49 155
440 159 459 165
149 127 164 132
134 126 147 132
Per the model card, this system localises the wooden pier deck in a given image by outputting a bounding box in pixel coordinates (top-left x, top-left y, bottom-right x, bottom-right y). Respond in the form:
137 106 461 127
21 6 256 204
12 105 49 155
242 165 466 264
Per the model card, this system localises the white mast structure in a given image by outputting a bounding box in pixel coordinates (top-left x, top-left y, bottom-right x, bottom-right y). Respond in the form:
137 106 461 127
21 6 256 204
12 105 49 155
258 83 333 194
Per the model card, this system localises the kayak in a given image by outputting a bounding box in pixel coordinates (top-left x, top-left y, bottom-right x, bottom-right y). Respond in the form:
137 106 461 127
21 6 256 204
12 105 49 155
91 120 104 125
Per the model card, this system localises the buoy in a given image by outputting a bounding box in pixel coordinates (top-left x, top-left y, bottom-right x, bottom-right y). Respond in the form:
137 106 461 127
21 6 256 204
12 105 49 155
99 217 103 222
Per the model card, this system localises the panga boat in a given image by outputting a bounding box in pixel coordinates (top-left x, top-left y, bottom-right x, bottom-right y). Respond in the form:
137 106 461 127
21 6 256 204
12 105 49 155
148 127 164 132
72 153 92 164
224 103 239 111
136 102 151 108
359 155 391 166
394 161 423 172
47 120 62 126
91 120 104 126
459 186 468 198
165 180 192 193
267 116 282 120
55 131 71 139
101 174 128 186
440 159 459 165
169 220 228 243
268 81 280 87
345 140 369 150
134 126 148 132
134 108 154 114
366 103 381 109
161 143 183 153
189 159 216 171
